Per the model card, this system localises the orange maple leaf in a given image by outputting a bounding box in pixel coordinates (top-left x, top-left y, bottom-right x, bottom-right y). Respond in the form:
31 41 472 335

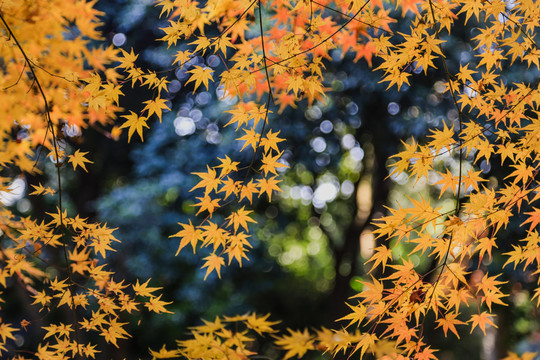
435 312 465 338
521 207 540 231
469 312 497 335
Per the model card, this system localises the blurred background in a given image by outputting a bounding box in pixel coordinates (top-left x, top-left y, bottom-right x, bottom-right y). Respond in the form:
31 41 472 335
14 0 540 358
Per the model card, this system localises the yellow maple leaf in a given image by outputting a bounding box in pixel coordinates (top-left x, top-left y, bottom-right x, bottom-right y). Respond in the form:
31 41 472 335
120 111 149 142
193 195 220 215
185 66 214 93
68 149 93 172
145 295 173 314
274 329 315 360
142 98 170 122
237 127 261 152
133 279 162 298
189 36 212 55
260 151 288 176
257 176 282 201
170 220 203 254
433 169 459 197
260 129 285 153
174 50 192 66
116 48 139 70
190 166 221 195
201 253 225 280
82 73 102 96
338 303 367 328
30 183 55 196
31 290 52 308
226 207 257 233
149 345 180 359
216 155 239 178
0 322 17 343
366 245 393 273
239 180 258 204
245 313 279 335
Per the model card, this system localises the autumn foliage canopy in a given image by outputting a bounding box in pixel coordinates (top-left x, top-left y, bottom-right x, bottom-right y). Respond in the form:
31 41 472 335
0 0 539 358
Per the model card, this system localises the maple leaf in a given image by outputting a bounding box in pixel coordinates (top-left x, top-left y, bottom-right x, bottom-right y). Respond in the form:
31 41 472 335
117 48 139 70
338 303 366 328
286 75 304 96
145 295 173 314
201 221 228 250
462 169 486 192
506 162 534 185
433 169 459 197
366 245 393 273
476 237 497 263
120 111 149 142
133 279 162 298
190 166 221 195
30 183 55 196
202 253 225 280
185 66 214 93
245 313 280 335
0 322 17 343
237 127 261 152
274 329 315 360
260 151 288 176
503 245 523 270
32 290 52 308
385 258 416 282
83 73 102 96
352 333 378 358
521 207 540 231
142 72 159 88
101 318 130 347
46 207 69 227
239 180 258 204
173 50 192 67
415 346 438 360
142 98 170 121
218 177 241 200
149 345 180 359
170 220 203 254
435 312 465 338
497 142 517 165
68 149 93 172
102 81 124 105
469 312 497 335
91 237 116 258
213 35 235 56
389 138 417 176
193 195 220 215
225 231 252 267
216 155 239 177
381 68 411 90
226 207 257 233
257 176 282 201
260 129 286 153
428 122 454 153
189 36 212 55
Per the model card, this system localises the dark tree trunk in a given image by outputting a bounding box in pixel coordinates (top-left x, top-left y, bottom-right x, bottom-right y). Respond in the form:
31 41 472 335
329 93 393 321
